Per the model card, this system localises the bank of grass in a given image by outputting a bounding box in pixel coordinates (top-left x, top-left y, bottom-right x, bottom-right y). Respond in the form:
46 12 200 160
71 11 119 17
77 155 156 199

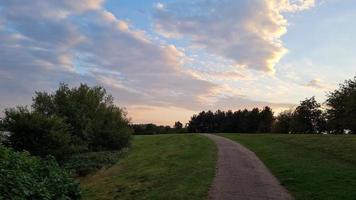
222 133 356 200
80 134 216 200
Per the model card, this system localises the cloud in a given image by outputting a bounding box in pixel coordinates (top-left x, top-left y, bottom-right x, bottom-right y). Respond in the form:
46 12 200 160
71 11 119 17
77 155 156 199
211 96 294 111
304 79 327 89
154 0 315 72
189 70 248 81
1 0 103 19
0 0 304 124
0 0 220 114
154 2 165 10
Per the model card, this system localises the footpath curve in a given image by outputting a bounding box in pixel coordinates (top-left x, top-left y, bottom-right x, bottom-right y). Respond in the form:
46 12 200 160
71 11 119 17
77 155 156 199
203 134 293 200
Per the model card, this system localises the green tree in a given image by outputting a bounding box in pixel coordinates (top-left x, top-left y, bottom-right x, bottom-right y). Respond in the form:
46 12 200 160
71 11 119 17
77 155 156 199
326 77 356 134
290 97 325 134
32 83 132 151
273 110 293 133
2 107 73 161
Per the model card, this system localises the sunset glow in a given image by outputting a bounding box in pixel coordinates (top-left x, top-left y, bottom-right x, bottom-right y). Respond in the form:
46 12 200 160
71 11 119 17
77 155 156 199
0 0 355 125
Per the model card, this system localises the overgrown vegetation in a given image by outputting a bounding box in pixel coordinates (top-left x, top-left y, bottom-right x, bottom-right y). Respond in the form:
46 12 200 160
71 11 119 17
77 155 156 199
0 83 132 199
223 134 356 200
2 108 73 161
80 134 216 200
1 83 132 162
0 145 81 200
64 150 127 177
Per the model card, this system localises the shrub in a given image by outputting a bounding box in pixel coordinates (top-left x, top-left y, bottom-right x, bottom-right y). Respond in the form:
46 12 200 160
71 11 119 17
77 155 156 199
1 107 74 161
64 150 127 176
1 83 132 161
32 83 132 152
0 145 81 200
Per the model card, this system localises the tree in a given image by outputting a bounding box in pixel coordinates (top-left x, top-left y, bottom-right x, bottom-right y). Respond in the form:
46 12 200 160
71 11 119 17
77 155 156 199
2 107 73 161
174 121 183 130
31 83 132 151
258 106 274 133
87 106 132 151
187 108 276 133
246 108 260 133
326 77 356 134
290 97 325 134
273 110 293 133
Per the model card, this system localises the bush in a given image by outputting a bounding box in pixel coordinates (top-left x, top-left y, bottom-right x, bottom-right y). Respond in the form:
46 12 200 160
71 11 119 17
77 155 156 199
64 150 127 176
32 83 132 152
1 107 74 161
1 83 132 161
0 145 81 200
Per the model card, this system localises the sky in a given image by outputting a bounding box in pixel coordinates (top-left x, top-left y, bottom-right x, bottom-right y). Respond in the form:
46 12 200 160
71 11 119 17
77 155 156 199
0 0 355 125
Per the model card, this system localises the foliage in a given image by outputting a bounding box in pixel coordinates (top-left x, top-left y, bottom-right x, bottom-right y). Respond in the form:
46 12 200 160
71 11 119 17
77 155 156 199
187 107 274 133
0 145 81 200
1 107 73 161
272 97 326 134
257 107 274 132
131 123 175 135
32 83 132 151
290 97 326 134
64 150 127 177
174 121 183 130
186 77 356 135
273 110 293 133
80 134 216 200
0 120 6 144
326 76 356 134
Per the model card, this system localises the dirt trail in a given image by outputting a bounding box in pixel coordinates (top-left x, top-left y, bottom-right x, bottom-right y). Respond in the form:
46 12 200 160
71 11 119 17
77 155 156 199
203 134 293 200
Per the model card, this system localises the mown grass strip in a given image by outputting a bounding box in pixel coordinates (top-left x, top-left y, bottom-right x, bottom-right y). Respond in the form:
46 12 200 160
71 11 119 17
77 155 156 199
80 134 217 200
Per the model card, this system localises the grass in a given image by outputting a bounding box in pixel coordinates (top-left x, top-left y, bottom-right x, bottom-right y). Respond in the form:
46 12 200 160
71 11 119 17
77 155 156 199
222 134 356 200
80 134 217 200
64 150 128 177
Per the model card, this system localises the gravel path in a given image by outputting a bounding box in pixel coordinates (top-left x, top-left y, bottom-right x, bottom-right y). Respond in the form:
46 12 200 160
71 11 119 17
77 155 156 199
203 134 293 200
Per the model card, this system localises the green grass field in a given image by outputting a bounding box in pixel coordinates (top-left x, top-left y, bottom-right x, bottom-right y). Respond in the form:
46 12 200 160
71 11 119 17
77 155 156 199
80 134 216 200
222 134 356 200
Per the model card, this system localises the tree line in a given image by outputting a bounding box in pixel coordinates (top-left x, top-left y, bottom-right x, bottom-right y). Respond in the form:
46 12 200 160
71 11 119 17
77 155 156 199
131 121 186 135
187 107 274 133
187 76 356 134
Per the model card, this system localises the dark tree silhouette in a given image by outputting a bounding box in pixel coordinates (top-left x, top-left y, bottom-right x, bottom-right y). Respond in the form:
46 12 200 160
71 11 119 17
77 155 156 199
290 97 325 134
187 107 275 133
326 77 356 134
258 107 274 133
273 110 293 133
174 121 183 130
